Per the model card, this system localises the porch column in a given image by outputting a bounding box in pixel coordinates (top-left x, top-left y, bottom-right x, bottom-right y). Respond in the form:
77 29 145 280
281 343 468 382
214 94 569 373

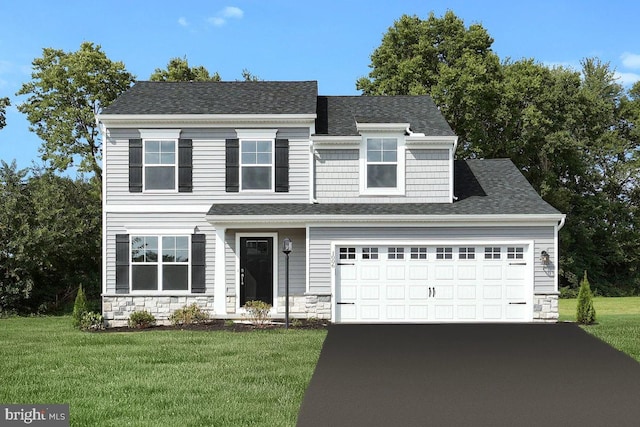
214 227 227 315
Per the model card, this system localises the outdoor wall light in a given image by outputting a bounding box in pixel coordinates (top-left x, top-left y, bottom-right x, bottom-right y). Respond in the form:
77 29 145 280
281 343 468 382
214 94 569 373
540 250 550 266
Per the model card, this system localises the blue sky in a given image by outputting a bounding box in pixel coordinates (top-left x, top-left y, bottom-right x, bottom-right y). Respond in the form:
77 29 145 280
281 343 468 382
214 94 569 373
1 0 639 173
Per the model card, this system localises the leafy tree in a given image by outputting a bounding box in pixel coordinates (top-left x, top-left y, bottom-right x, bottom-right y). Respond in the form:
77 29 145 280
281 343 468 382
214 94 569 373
150 57 221 82
0 97 9 129
0 161 34 315
576 272 596 324
72 285 88 327
17 42 135 182
0 161 101 314
240 69 261 81
356 12 503 154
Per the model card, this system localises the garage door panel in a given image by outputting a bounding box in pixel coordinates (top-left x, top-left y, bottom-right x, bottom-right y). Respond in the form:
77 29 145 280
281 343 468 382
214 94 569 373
409 305 429 320
386 285 405 300
361 285 380 300
435 266 454 280
483 265 503 280
409 285 429 299
360 305 380 320
457 285 476 299
360 265 380 280
483 285 502 299
457 305 477 319
409 266 428 280
435 305 454 320
482 305 502 319
386 265 405 280
335 244 531 323
457 265 477 280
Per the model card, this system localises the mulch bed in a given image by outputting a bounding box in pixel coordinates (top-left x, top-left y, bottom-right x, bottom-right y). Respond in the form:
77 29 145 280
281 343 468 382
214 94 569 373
99 318 330 333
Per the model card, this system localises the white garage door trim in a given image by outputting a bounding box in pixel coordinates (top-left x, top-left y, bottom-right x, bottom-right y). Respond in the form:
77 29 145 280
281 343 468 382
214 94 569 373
330 240 534 323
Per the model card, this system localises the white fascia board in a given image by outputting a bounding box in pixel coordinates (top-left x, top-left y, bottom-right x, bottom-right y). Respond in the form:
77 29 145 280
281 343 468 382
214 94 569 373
405 135 458 148
311 136 362 147
97 114 316 128
207 213 566 227
356 122 410 133
105 204 212 213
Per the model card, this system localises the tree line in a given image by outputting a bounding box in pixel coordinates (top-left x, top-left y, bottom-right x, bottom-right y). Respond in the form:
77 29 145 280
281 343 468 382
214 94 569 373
2 12 639 314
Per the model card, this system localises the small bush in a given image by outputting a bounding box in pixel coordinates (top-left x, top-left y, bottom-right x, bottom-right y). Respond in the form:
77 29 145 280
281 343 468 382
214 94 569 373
80 311 105 331
224 319 235 328
559 286 578 299
72 285 88 328
169 303 210 326
128 310 156 329
243 300 272 327
290 318 303 328
576 272 596 324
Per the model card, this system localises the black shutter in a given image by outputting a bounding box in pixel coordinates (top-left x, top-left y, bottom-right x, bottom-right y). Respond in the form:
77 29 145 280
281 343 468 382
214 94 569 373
129 139 143 192
115 234 130 294
225 138 239 192
191 234 206 293
178 138 193 192
275 138 289 192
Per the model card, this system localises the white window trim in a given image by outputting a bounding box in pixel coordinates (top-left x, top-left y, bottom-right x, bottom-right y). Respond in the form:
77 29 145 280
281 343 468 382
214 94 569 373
359 133 406 196
141 138 179 193
236 129 278 193
129 234 192 294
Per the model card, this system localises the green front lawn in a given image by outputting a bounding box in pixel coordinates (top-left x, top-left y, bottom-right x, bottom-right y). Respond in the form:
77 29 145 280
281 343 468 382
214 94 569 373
559 296 640 362
0 317 327 426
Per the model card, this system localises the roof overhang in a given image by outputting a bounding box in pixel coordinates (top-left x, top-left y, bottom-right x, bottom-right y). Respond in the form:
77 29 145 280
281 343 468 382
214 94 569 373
356 122 410 133
206 213 566 227
96 113 317 128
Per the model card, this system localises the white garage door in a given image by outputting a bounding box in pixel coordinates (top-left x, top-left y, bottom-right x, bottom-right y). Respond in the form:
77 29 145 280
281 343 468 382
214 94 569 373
334 244 532 323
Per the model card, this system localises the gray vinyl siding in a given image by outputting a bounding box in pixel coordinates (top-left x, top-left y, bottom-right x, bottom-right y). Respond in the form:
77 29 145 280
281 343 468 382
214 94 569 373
314 148 450 203
104 212 216 294
307 226 556 294
104 127 310 205
224 229 307 302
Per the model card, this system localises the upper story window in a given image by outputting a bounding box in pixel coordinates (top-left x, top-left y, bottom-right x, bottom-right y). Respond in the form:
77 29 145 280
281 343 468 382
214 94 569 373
241 140 273 191
367 138 397 188
144 140 177 191
359 132 405 196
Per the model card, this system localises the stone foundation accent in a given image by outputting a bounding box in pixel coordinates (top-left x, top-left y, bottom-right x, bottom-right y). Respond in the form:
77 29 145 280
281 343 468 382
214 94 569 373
275 294 331 319
103 296 215 327
533 293 559 322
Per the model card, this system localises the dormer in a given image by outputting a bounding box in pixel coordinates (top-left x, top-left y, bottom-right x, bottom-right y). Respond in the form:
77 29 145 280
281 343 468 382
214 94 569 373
312 95 458 203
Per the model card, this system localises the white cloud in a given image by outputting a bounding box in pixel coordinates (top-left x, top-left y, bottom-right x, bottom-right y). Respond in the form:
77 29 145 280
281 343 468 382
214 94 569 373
621 52 640 70
178 17 189 27
221 6 243 19
208 6 244 27
614 71 640 86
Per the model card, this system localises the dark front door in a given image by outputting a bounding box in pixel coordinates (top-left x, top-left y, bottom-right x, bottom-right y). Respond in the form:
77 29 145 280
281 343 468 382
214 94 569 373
240 237 274 306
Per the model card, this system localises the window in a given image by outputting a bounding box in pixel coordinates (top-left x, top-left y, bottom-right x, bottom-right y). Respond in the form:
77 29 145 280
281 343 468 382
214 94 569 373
241 140 273 190
362 247 379 260
485 247 501 260
436 247 453 260
410 247 428 260
339 247 356 260
459 247 475 260
131 235 189 291
388 247 404 260
144 140 176 190
507 247 524 259
366 138 397 188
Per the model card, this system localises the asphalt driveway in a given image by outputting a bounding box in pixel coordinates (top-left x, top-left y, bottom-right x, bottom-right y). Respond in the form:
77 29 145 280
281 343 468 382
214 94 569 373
297 323 640 427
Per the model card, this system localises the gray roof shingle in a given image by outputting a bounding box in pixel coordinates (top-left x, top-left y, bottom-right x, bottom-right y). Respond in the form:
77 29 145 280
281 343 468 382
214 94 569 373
315 95 455 136
207 159 561 218
101 81 318 115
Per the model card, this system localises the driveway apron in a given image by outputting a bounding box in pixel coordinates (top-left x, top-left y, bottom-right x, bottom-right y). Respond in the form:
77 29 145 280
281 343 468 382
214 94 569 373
297 323 640 427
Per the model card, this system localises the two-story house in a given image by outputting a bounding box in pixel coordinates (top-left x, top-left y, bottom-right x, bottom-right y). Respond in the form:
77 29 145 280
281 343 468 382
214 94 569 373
97 81 565 326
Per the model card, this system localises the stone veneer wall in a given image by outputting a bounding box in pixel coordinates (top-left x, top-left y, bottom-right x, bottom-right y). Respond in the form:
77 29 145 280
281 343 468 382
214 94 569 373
533 293 559 322
104 294 331 327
